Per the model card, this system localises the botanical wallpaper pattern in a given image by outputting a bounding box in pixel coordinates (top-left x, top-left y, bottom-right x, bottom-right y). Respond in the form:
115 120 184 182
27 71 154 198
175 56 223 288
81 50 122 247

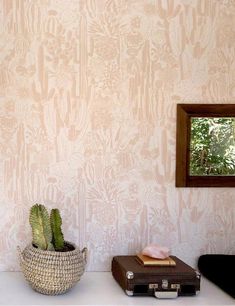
0 0 235 271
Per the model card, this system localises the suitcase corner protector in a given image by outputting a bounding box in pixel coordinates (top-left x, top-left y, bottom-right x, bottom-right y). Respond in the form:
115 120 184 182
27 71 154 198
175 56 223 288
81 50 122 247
125 290 134 296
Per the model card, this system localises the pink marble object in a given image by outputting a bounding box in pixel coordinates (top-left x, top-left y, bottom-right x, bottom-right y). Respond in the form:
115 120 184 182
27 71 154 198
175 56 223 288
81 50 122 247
142 244 170 259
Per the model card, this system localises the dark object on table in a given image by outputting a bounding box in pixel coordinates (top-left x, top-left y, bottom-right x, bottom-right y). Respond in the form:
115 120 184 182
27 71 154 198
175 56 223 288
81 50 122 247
112 255 200 299
198 254 235 298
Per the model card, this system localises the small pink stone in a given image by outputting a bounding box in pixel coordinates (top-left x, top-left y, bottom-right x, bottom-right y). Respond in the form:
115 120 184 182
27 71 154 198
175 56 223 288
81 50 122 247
142 244 170 259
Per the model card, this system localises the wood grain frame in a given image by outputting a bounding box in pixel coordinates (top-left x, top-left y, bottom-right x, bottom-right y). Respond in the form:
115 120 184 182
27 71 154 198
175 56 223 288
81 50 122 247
176 104 235 187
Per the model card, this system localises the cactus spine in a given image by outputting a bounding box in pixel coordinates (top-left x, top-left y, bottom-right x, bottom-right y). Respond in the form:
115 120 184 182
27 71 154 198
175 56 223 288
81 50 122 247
50 208 64 251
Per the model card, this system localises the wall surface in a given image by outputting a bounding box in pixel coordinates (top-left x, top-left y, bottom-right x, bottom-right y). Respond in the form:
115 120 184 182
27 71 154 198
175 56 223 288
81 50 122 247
0 0 235 271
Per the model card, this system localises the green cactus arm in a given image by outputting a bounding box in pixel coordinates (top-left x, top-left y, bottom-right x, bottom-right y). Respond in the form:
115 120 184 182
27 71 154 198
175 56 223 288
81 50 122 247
29 204 54 251
50 208 64 251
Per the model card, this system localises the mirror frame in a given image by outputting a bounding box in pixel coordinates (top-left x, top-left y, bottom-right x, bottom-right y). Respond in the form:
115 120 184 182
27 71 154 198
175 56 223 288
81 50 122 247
176 104 235 187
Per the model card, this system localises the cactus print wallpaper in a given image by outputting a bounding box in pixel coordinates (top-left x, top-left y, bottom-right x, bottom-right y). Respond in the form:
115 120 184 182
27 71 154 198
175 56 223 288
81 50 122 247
0 0 235 271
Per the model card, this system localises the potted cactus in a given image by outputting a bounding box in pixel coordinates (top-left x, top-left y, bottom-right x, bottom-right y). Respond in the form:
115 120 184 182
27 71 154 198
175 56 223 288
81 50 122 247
18 204 87 295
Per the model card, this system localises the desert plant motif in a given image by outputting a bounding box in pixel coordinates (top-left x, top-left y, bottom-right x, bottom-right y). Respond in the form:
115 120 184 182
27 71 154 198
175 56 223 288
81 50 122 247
1 0 235 271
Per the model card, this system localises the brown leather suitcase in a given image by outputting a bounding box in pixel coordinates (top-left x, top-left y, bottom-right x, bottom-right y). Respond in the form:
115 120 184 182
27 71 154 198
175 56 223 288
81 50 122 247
112 255 200 299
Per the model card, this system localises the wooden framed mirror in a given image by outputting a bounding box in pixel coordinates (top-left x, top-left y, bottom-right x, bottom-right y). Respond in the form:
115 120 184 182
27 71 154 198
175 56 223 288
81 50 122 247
176 104 235 187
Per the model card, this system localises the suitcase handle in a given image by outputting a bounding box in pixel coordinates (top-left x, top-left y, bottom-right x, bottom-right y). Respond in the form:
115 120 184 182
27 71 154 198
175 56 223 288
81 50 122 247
154 290 178 299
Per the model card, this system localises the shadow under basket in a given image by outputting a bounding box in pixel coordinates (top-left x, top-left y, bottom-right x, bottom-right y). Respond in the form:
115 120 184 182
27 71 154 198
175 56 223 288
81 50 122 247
18 242 87 295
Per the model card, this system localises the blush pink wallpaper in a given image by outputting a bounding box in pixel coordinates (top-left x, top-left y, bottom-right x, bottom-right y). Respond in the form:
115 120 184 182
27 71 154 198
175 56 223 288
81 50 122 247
0 0 235 271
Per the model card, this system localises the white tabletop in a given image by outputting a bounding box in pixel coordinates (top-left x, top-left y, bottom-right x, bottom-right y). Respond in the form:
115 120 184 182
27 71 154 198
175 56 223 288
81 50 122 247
0 272 234 305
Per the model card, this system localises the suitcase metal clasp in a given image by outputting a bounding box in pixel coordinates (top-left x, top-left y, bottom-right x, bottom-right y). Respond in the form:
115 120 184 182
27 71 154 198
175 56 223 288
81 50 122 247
162 279 168 289
149 283 158 289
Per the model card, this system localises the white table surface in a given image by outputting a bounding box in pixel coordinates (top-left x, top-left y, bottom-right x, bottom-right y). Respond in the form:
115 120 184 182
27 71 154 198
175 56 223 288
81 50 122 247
0 272 234 306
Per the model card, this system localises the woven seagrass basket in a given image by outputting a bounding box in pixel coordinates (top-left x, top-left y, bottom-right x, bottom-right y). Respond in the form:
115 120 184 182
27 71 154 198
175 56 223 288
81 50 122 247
18 241 87 295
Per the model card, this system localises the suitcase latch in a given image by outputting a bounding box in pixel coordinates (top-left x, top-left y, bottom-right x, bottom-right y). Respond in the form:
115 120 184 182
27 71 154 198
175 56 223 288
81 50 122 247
171 283 180 290
149 283 158 289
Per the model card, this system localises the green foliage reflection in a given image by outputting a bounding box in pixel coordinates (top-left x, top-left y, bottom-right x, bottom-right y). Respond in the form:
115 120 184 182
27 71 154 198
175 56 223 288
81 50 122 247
190 117 235 175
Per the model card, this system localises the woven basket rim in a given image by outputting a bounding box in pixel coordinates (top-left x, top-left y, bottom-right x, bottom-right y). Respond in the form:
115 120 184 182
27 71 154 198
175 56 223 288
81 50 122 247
26 241 79 256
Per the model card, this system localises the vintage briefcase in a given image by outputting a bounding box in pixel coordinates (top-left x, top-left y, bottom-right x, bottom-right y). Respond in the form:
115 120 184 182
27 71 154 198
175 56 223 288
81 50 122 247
112 255 200 298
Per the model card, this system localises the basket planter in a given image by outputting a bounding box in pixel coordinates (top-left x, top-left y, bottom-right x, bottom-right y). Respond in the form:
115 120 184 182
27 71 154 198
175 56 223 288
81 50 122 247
18 241 87 295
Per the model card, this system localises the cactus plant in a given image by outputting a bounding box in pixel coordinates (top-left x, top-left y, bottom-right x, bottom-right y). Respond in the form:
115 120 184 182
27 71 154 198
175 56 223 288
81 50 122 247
29 204 54 251
19 203 87 295
29 204 67 251
50 208 64 251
